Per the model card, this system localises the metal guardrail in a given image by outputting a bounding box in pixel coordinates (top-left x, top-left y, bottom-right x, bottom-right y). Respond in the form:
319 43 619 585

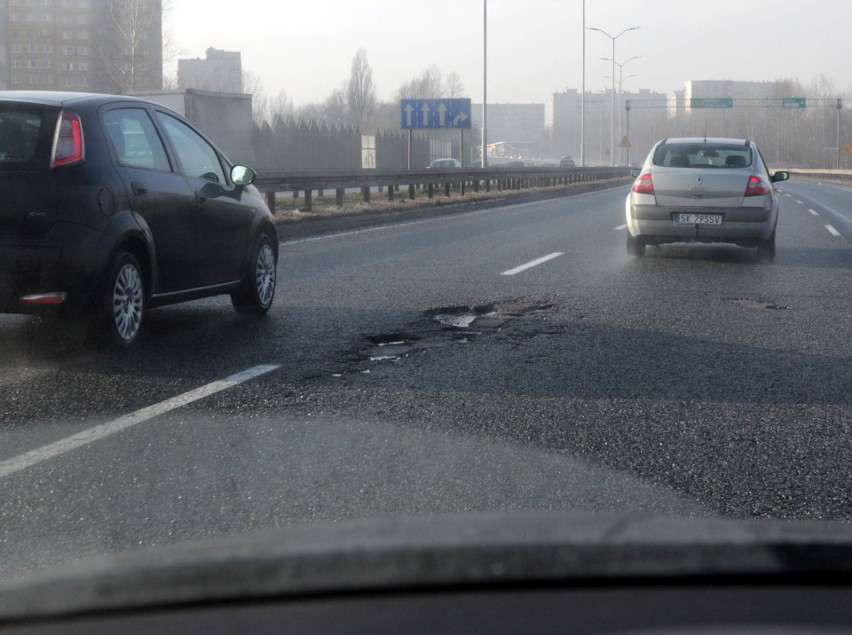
787 169 852 183
254 167 632 211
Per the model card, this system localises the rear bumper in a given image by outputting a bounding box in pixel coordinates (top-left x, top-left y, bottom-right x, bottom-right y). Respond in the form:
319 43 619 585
0 223 112 314
0 244 62 313
627 202 777 245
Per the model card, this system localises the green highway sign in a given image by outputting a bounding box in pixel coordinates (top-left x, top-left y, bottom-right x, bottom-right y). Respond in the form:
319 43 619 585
783 97 807 108
690 98 733 109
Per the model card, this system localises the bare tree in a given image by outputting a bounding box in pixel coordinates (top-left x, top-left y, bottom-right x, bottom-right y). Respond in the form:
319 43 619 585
243 71 294 126
446 72 465 98
242 70 269 124
394 65 446 101
346 49 377 128
323 87 349 123
94 0 167 93
269 91 295 121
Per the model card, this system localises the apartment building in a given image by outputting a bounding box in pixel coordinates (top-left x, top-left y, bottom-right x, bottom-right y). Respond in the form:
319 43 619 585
178 48 243 94
0 0 162 93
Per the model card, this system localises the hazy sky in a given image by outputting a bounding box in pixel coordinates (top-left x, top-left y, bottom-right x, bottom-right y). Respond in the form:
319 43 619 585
168 1 850 105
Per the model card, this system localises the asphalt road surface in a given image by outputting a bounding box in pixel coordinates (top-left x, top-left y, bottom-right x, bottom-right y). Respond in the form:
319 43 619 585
1 179 849 577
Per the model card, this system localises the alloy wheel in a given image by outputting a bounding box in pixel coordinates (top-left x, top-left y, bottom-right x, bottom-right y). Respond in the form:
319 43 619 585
112 263 144 342
255 243 276 307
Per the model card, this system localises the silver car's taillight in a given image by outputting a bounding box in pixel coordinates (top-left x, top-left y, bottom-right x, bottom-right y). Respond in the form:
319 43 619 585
631 173 655 195
744 176 770 197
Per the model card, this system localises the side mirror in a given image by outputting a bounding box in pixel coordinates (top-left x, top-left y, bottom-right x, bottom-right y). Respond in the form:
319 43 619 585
771 170 790 183
630 168 641 178
231 165 256 187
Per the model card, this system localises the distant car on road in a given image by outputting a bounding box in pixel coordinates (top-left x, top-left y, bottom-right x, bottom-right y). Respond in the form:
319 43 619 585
559 155 576 168
503 160 526 168
626 137 789 259
426 158 461 169
0 91 278 347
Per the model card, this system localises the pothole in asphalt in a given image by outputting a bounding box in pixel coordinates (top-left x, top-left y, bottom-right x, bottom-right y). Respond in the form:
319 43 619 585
362 333 470 364
333 299 556 377
427 300 554 330
728 298 790 311
433 313 479 328
363 333 421 362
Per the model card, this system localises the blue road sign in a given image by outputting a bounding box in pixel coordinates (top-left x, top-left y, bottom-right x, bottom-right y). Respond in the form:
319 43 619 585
400 98 472 129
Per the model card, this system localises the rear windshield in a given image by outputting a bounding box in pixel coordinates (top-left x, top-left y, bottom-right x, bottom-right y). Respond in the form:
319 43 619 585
0 105 58 170
652 143 753 169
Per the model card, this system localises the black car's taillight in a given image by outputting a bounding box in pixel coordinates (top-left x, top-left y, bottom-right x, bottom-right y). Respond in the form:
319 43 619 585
51 111 85 168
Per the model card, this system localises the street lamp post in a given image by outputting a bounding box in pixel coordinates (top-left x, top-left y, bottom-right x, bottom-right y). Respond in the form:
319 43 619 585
837 97 843 170
587 26 640 166
622 75 636 165
581 0 585 167
601 55 640 165
603 72 635 164
482 0 487 168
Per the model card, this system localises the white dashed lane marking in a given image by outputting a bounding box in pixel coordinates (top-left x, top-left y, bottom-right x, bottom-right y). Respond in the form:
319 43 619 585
501 253 564 276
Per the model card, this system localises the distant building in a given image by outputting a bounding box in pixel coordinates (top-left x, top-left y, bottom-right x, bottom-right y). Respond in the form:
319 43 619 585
472 103 545 158
547 87 667 164
0 0 162 93
668 90 686 119
178 48 242 93
547 89 610 160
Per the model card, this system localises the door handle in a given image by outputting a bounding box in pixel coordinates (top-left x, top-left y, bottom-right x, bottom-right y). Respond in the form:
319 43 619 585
131 181 147 196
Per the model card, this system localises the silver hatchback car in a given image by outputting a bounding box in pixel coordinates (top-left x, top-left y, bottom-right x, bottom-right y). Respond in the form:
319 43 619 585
626 137 789 259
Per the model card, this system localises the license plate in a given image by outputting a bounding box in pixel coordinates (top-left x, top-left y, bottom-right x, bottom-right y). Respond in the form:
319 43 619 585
673 213 723 225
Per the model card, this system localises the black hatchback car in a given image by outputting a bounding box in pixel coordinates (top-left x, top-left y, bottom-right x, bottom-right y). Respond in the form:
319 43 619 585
0 91 278 347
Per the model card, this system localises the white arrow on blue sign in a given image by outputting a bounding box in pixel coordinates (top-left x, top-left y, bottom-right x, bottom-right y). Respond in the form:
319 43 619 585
401 98 472 129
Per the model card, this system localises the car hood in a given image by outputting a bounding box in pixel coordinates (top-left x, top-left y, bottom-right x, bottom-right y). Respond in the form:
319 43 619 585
2 511 852 622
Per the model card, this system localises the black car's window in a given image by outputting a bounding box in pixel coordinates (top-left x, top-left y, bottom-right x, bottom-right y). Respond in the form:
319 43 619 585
102 108 171 173
156 113 226 185
652 143 753 168
0 106 57 170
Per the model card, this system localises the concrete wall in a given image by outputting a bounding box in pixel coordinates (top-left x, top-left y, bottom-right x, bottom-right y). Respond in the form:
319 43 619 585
184 89 254 166
131 89 255 166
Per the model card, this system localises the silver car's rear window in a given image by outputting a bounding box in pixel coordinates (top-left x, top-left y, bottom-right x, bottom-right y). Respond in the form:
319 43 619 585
652 143 753 169
0 105 58 170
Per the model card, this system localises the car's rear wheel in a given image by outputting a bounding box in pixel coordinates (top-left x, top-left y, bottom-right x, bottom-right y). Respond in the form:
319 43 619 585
232 233 276 315
757 227 776 262
626 232 646 257
99 251 145 348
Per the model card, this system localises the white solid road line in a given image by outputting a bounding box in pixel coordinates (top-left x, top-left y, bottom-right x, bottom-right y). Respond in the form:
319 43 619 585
614 224 627 230
501 252 564 276
825 225 842 237
0 364 280 480
809 209 820 216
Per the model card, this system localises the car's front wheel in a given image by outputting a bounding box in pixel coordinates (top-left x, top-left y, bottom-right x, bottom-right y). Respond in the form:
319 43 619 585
99 251 145 348
626 232 646 258
232 233 276 315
